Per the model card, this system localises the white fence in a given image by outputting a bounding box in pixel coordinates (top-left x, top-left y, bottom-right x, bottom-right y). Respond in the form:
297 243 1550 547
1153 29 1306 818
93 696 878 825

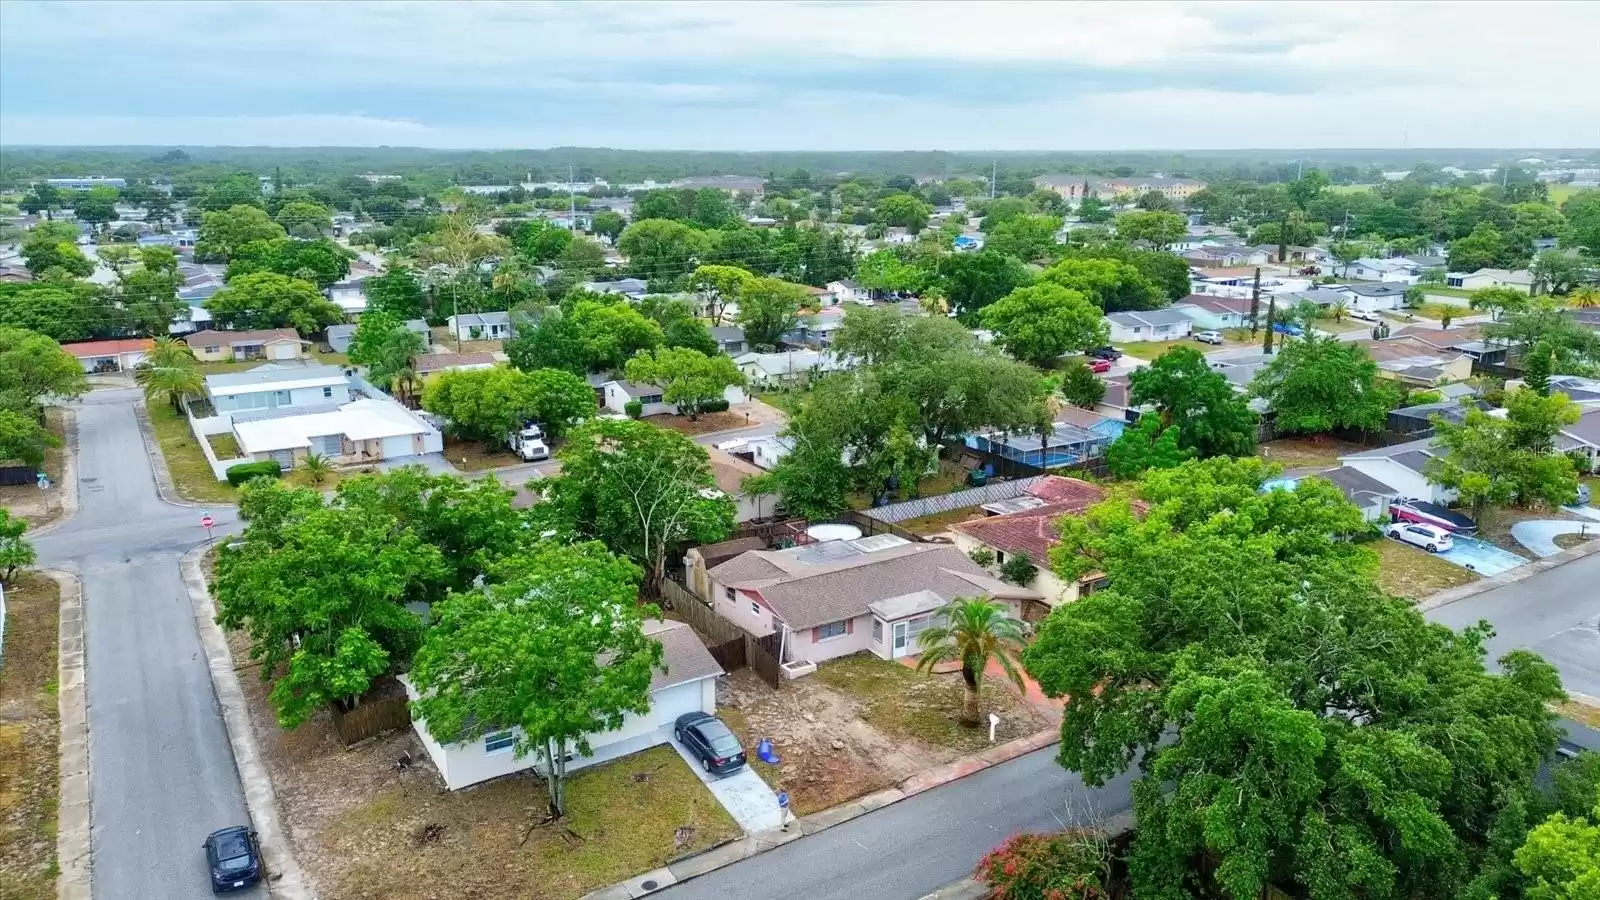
184 400 248 481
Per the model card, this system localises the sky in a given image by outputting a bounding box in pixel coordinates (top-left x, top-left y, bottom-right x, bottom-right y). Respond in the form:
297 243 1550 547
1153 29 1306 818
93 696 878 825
3 0 1599 151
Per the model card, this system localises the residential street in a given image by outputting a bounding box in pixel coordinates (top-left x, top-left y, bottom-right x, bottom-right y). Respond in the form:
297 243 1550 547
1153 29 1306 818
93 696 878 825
33 389 254 900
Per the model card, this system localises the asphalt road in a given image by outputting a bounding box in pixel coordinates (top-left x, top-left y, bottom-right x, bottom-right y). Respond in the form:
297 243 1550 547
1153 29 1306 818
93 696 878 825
34 390 255 900
1425 550 1600 698
655 747 1137 900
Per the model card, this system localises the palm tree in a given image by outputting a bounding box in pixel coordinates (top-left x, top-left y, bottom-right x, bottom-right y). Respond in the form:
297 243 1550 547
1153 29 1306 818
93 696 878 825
134 337 203 411
1572 286 1600 309
915 596 1029 727
298 452 332 486
1328 299 1349 323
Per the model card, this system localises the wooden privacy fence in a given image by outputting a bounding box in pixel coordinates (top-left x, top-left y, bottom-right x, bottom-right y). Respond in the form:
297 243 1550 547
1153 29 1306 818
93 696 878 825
329 695 412 746
661 577 783 688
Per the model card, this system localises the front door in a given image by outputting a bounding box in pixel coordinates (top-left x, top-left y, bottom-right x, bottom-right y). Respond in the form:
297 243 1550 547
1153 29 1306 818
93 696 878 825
891 622 908 658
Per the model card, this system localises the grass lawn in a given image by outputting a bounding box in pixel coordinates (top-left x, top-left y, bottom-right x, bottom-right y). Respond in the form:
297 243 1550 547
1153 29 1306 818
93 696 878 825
198 349 350 375
813 654 1049 756
1478 506 1589 555
845 460 970 512
0 572 62 900
317 746 737 900
145 403 238 504
1312 316 1370 334
205 432 241 458
755 389 808 417
897 505 985 537
1419 286 1477 299
1375 539 1479 600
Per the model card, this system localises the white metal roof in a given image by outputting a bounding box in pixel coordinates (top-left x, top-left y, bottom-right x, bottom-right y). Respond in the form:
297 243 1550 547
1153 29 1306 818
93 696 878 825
232 398 430 454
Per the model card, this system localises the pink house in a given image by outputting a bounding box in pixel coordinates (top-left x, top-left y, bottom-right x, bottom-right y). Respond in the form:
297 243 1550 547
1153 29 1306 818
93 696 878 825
701 535 1039 670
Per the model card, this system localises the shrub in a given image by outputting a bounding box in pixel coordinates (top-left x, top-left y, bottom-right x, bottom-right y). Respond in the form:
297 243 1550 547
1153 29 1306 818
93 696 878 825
1000 552 1038 586
225 460 283 486
976 831 1110 900
698 397 730 413
624 399 643 419
968 547 997 568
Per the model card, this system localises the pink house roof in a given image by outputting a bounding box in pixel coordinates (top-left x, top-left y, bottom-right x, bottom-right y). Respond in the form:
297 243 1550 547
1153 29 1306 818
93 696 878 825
62 338 154 358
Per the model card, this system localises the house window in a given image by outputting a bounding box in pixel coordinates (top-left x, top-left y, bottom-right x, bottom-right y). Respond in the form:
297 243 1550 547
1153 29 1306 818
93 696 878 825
322 386 333 398
641 394 663 404
994 550 1006 564
724 587 735 602
872 619 883 642
750 601 761 617
203 345 219 354
815 620 847 641
484 731 514 754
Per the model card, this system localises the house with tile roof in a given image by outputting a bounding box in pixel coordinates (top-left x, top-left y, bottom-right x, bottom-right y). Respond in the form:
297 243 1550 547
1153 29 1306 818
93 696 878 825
61 338 154 373
184 328 306 363
947 476 1115 614
703 535 1038 666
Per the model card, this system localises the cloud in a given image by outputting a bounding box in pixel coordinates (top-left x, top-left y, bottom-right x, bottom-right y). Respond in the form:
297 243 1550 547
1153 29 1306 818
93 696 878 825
2 1 1598 148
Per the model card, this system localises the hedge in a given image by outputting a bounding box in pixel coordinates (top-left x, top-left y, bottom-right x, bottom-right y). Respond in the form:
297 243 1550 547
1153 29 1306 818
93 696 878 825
624 399 643 419
225 460 283 486
697 397 730 413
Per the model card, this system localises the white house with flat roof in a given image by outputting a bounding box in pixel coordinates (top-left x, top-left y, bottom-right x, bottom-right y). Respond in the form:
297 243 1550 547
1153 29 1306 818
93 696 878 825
230 397 442 469
202 363 352 425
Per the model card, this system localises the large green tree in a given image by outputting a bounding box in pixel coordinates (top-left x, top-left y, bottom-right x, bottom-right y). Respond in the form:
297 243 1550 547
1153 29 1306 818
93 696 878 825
194 204 286 262
569 298 665 371
1039 257 1165 313
1250 334 1400 434
0 327 88 412
133 336 204 411
204 272 343 334
213 480 448 728
226 236 352 288
618 218 711 281
363 267 427 320
0 408 59 470
1424 391 1582 525
688 264 754 326
407 542 661 818
935 249 1032 323
1128 346 1257 457
1103 415 1191 479
0 508 35 583
1114 210 1186 248
543 419 733 597
1026 457 1566 900
736 276 815 350
422 365 593 442
623 347 745 419
347 311 426 400
981 283 1108 367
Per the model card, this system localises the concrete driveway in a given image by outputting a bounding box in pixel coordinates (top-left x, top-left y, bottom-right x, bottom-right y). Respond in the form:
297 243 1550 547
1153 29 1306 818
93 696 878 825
670 737 784 833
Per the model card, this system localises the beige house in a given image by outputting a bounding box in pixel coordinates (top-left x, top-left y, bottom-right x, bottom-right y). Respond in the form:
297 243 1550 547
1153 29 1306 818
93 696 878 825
185 328 306 363
1358 337 1474 387
1446 268 1534 294
706 447 778 524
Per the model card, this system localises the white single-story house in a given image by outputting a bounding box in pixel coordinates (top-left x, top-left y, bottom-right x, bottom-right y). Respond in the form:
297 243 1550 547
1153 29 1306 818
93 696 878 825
1105 308 1195 343
602 380 746 417
404 619 723 791
327 281 369 317
1174 295 1254 329
825 279 870 305
61 338 153 373
702 536 1038 670
733 349 851 387
325 319 431 355
185 328 306 363
1335 282 1411 313
1445 268 1535 294
1345 257 1422 284
1338 438 1454 505
1303 466 1397 523
415 352 499 379
1556 406 1600 474
202 363 353 425
230 396 443 469
445 311 514 341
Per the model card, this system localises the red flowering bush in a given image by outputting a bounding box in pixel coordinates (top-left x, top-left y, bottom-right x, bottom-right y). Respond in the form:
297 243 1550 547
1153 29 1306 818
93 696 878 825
976 831 1110 900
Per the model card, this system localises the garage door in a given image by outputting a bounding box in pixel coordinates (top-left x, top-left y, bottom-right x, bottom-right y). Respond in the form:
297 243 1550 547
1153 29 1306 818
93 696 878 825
651 681 706 726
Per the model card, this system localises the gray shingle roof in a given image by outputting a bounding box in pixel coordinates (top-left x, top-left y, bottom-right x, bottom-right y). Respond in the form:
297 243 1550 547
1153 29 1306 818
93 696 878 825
709 542 1038 630
1311 466 1397 504
643 620 724 691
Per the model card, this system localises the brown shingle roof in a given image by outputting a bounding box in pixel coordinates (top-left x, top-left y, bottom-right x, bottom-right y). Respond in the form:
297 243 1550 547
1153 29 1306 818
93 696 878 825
709 543 1038 630
707 447 764 495
62 338 154 358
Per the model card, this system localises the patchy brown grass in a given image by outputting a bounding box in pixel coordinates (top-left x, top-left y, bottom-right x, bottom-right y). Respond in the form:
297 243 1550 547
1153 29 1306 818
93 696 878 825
205 432 241 458
814 654 1049 755
1555 700 1600 729
1257 436 1367 471
1478 506 1589 555
1554 532 1598 551
442 437 522 473
146 403 238 504
1376 539 1479 601
0 573 61 899
651 410 750 436
896 506 985 537
229 627 737 900
0 408 68 528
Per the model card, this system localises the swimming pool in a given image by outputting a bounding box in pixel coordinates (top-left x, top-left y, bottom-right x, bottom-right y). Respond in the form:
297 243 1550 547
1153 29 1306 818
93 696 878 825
1434 535 1529 577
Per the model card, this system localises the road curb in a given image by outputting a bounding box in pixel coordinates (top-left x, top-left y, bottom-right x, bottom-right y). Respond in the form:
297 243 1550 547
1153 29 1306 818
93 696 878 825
42 568 92 900
1416 535 1600 612
179 545 313 899
580 727 1061 900
132 400 217 510
29 406 80 537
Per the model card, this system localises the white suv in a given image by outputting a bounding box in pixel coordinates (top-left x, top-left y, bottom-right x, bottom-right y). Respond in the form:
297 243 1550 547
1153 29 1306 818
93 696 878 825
1387 522 1454 553
1193 330 1225 345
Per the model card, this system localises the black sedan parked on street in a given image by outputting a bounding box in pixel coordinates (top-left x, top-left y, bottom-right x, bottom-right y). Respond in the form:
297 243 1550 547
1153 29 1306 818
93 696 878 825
203 825 262 893
674 711 748 775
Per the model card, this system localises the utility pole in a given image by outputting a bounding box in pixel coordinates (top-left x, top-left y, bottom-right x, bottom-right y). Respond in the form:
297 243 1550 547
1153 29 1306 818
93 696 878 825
990 160 996 200
1248 267 1263 337
1262 293 1277 355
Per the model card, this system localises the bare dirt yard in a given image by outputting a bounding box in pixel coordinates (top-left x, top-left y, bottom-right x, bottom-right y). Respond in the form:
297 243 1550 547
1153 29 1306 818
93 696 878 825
1256 436 1368 471
229 628 739 900
0 573 61 900
0 408 70 528
652 410 750 437
715 654 1051 816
